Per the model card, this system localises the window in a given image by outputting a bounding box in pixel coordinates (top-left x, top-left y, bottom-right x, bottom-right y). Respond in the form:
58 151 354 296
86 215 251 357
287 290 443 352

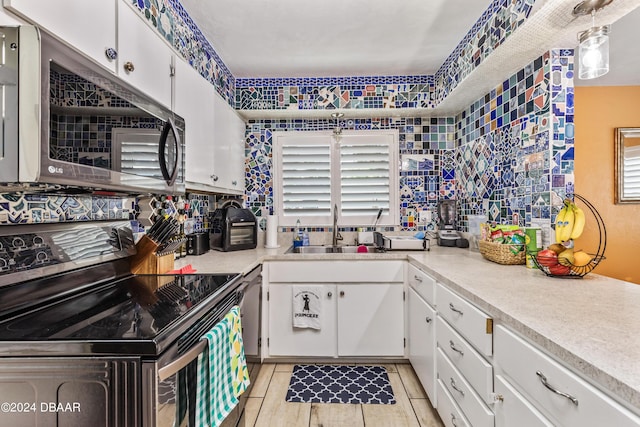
273 130 399 227
624 145 640 198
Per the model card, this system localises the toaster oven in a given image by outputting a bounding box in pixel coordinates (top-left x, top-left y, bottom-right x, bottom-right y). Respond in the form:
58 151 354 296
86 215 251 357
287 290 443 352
209 207 258 251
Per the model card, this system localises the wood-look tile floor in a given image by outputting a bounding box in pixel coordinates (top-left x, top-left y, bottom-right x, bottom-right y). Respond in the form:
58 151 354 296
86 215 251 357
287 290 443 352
244 363 444 427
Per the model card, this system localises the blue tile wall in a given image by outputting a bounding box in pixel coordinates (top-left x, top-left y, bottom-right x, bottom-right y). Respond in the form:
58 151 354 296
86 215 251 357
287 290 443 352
454 49 574 232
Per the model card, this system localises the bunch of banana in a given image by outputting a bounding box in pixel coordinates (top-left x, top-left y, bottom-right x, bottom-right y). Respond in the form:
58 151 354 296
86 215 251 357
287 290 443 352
555 198 586 243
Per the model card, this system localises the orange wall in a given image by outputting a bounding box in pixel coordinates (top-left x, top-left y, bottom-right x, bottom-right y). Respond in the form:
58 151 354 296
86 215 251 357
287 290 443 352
574 86 640 284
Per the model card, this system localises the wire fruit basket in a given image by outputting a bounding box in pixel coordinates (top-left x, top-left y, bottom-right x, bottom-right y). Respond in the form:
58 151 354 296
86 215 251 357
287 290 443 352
528 194 606 278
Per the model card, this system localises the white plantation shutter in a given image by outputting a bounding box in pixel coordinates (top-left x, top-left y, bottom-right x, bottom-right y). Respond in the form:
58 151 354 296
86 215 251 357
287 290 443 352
281 142 331 216
624 145 640 198
339 135 391 216
273 130 398 227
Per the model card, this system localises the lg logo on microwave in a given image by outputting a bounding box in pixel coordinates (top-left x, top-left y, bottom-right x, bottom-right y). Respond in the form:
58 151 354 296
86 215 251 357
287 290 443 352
48 166 64 174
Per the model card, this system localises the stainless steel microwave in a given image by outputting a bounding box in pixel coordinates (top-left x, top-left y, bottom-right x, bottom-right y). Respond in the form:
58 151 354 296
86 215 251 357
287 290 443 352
0 25 185 194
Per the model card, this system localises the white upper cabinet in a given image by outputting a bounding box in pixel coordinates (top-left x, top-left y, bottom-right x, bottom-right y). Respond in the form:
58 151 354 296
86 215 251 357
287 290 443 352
3 0 118 72
5 0 174 108
212 93 246 195
117 2 173 108
174 57 216 191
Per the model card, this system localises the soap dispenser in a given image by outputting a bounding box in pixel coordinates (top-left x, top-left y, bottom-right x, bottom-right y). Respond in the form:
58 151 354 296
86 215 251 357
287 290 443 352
293 219 303 248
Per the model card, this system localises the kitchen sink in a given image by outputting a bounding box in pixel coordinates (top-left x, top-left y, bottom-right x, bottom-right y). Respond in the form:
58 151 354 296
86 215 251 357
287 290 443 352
286 245 375 254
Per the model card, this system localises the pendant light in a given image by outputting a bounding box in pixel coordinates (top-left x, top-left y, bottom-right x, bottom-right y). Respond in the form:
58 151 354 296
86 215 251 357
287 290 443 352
573 0 614 80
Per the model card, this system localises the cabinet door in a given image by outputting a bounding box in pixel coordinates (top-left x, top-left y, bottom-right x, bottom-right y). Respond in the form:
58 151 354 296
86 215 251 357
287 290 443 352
267 284 336 357
117 3 173 108
408 287 437 406
4 0 117 72
174 58 216 190
212 93 245 194
337 284 404 356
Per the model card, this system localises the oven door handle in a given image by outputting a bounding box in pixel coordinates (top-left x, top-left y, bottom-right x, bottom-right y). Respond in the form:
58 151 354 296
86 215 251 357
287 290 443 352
158 340 207 382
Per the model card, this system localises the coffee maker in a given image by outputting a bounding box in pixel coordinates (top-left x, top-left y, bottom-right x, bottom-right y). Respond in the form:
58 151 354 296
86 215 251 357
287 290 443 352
437 199 461 247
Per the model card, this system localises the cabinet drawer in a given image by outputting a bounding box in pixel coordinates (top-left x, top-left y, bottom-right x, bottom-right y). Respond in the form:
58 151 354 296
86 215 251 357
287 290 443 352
269 261 403 283
437 379 472 427
495 326 640 427
436 283 492 356
494 375 554 427
407 264 436 305
437 348 494 427
436 316 493 404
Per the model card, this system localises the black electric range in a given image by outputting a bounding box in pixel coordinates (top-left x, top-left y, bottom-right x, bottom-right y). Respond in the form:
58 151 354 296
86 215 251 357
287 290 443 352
0 221 241 357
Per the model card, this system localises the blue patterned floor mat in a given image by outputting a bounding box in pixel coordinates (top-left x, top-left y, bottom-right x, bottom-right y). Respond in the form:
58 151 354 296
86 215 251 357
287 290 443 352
285 364 396 404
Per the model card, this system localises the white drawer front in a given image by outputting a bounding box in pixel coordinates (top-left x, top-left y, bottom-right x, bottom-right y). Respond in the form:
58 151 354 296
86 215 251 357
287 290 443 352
269 260 403 283
495 326 640 427
494 374 554 427
436 316 493 404
437 379 472 427
407 263 436 305
436 283 492 356
437 348 494 427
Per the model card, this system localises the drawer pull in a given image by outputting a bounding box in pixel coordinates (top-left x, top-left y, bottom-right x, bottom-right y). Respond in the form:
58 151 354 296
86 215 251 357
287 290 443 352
449 302 464 315
451 413 459 427
327 292 332 297
449 340 464 356
425 316 432 323
536 371 579 406
450 377 465 396
414 275 423 282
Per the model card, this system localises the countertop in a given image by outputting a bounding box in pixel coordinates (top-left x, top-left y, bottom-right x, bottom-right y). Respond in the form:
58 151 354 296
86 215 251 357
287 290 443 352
175 244 640 412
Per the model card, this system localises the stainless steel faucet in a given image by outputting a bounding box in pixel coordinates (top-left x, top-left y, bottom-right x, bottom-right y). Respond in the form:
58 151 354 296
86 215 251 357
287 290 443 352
333 204 343 246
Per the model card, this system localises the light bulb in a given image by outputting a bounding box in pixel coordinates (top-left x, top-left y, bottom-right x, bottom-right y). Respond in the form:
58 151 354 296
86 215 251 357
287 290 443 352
578 26 609 79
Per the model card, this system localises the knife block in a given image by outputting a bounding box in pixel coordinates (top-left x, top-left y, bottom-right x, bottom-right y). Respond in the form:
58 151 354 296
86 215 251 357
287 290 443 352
130 235 175 275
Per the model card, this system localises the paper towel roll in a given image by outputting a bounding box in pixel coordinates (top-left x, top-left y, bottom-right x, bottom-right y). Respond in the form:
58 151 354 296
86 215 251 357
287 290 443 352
265 214 279 248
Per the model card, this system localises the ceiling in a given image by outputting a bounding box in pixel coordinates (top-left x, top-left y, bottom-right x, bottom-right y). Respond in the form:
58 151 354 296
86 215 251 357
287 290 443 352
179 0 640 104
178 0 495 78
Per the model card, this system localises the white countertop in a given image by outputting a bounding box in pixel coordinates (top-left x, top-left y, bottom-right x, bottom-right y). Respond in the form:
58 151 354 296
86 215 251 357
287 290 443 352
175 244 640 412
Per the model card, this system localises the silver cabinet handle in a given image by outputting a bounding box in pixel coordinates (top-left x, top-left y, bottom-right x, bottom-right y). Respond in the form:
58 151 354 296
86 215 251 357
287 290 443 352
123 61 135 73
327 292 332 297
451 414 458 427
536 371 578 406
425 316 432 323
339 291 345 297
210 174 219 182
449 302 464 315
232 180 238 186
450 378 465 396
449 340 464 356
414 275 423 282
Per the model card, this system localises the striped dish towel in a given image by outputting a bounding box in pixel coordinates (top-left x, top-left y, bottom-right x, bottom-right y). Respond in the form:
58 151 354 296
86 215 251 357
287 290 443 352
196 305 250 427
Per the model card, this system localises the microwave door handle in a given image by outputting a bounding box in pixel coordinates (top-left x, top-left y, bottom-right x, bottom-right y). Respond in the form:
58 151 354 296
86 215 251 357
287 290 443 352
158 119 180 185
158 339 207 382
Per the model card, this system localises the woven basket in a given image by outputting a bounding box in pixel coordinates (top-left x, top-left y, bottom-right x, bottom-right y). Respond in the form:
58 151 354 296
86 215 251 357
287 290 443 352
478 240 525 265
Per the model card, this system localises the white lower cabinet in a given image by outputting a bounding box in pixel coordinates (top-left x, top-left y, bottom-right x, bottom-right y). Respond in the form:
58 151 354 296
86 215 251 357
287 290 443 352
495 325 640 427
265 261 404 358
494 374 554 427
408 286 437 405
267 283 336 357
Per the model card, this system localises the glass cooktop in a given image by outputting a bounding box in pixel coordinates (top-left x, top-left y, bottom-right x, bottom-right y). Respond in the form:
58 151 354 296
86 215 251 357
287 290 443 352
0 273 238 342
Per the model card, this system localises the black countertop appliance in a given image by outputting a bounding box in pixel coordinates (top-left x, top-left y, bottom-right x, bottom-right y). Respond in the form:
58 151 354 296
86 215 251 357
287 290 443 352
209 206 258 252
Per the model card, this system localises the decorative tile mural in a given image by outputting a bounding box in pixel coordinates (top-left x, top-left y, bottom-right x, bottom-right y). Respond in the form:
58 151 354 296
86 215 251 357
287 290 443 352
454 49 574 233
0 194 131 225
